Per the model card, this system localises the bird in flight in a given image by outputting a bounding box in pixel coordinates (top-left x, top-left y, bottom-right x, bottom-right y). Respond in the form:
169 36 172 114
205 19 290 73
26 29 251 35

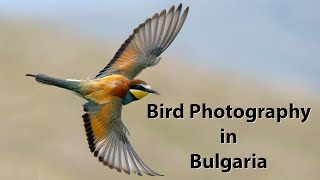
27 4 189 176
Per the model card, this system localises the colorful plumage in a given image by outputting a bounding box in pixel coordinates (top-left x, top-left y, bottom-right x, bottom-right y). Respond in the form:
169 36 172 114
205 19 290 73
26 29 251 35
27 4 188 176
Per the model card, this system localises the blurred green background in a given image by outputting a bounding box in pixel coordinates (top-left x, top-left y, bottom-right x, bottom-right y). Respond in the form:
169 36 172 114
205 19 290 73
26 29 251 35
0 1 319 179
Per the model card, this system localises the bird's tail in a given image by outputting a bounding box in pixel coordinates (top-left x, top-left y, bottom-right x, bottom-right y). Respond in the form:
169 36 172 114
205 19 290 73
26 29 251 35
26 74 81 93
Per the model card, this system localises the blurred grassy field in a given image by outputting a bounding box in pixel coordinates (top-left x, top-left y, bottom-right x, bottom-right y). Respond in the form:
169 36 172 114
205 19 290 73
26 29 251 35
0 19 319 180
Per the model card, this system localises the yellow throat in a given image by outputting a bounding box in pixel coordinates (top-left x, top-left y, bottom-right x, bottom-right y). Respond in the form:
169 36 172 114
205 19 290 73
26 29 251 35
130 89 148 99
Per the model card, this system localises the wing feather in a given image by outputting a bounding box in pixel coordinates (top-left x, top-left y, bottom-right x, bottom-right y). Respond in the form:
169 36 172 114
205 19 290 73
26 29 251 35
159 6 175 49
150 13 159 54
162 5 181 49
155 9 167 49
164 6 189 50
122 141 130 174
82 100 162 176
95 4 189 79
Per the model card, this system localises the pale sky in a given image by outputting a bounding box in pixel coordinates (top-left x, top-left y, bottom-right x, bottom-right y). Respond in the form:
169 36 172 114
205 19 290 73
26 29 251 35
1 0 319 89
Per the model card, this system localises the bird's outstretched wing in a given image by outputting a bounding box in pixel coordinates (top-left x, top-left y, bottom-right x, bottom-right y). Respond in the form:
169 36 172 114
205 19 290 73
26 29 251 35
82 99 162 176
95 4 189 80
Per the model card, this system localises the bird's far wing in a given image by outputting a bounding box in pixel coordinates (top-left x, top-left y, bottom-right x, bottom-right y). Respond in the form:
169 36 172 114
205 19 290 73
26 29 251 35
82 99 162 176
95 4 189 80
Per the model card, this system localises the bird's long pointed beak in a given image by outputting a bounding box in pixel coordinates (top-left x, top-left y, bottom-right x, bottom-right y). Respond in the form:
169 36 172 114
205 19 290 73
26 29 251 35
146 89 160 95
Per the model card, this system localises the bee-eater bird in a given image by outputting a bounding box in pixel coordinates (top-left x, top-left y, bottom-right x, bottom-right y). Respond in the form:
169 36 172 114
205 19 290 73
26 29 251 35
27 4 188 176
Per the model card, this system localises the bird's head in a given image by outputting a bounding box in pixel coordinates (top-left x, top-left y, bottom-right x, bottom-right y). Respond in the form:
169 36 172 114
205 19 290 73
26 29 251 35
122 79 159 105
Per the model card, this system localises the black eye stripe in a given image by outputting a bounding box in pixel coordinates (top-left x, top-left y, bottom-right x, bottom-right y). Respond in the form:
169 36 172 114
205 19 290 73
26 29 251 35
131 84 146 91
